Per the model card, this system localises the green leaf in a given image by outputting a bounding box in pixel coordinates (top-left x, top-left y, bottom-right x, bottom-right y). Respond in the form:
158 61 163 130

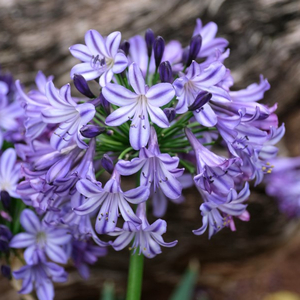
169 260 199 300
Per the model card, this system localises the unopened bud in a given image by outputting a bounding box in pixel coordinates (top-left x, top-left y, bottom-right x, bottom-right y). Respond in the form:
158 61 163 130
80 125 106 138
186 35 202 67
163 108 176 123
154 36 165 68
1 265 11 279
73 74 95 98
101 154 114 174
120 40 130 56
188 91 212 111
145 29 155 57
0 191 10 210
159 61 173 83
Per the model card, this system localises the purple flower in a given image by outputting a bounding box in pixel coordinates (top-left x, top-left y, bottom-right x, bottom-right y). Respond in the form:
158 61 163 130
41 81 95 150
185 128 238 196
173 61 228 126
0 225 12 252
74 170 150 234
16 71 53 140
13 259 67 300
103 63 175 150
72 239 107 279
110 203 177 258
193 18 229 58
0 148 20 199
10 209 71 264
116 127 184 217
70 30 128 87
193 183 250 238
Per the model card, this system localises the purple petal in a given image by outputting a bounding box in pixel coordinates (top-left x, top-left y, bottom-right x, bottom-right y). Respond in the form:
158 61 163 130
151 233 178 248
152 190 168 217
147 105 169 128
157 153 179 171
70 63 102 81
112 52 128 73
195 62 226 87
45 243 68 264
102 83 137 106
76 179 103 197
129 111 150 150
69 44 92 62
0 148 16 178
20 209 41 234
116 157 146 176
99 69 114 87
47 229 72 245
42 107 76 123
106 31 121 57
105 103 136 126
146 83 175 107
112 232 134 251
128 63 146 95
123 186 150 204
118 198 142 225
36 281 54 300
9 233 35 248
145 219 166 235
85 30 107 56
193 103 217 127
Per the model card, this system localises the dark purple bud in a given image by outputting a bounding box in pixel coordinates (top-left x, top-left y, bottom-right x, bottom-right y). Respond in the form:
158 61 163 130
163 107 176 122
80 125 106 138
154 36 165 68
159 61 173 83
73 74 96 98
101 154 114 174
145 29 155 57
1 265 11 279
186 35 202 67
0 191 10 210
0 225 12 241
188 91 212 111
0 238 9 252
181 47 189 66
120 40 130 56
99 93 110 115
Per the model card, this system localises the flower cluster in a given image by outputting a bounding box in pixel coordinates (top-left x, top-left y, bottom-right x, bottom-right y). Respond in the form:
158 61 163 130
0 18 285 300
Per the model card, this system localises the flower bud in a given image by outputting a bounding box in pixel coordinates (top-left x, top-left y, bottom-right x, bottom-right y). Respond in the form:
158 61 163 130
120 40 130 56
0 191 10 210
163 108 176 123
80 125 106 138
101 154 114 174
154 36 165 68
99 93 110 115
145 29 155 57
188 91 212 111
73 74 95 98
159 61 173 83
186 34 202 67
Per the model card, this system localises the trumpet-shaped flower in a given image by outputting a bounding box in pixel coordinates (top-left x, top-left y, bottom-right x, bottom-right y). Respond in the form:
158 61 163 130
74 170 150 234
110 203 177 258
41 81 95 150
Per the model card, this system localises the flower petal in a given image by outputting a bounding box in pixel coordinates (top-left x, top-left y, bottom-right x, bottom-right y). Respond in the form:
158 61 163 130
123 186 150 204
85 30 107 57
106 31 121 57
20 209 41 234
9 233 35 248
128 63 146 95
112 52 128 73
102 83 137 106
147 105 169 128
146 83 175 107
69 44 92 62
105 103 137 126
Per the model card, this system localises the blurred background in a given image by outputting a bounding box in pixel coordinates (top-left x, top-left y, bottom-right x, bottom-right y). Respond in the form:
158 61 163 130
1 0 300 299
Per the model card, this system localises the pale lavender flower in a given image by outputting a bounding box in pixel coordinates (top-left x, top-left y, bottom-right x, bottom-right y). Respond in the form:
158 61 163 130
117 127 184 217
173 61 228 126
110 203 177 258
103 63 175 150
41 81 95 150
193 183 250 238
10 209 71 264
185 128 238 196
74 170 150 234
70 30 128 87
0 148 20 198
193 18 229 58
13 258 67 300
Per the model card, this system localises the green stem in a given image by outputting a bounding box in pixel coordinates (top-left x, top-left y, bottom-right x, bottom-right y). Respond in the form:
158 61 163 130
126 250 144 300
